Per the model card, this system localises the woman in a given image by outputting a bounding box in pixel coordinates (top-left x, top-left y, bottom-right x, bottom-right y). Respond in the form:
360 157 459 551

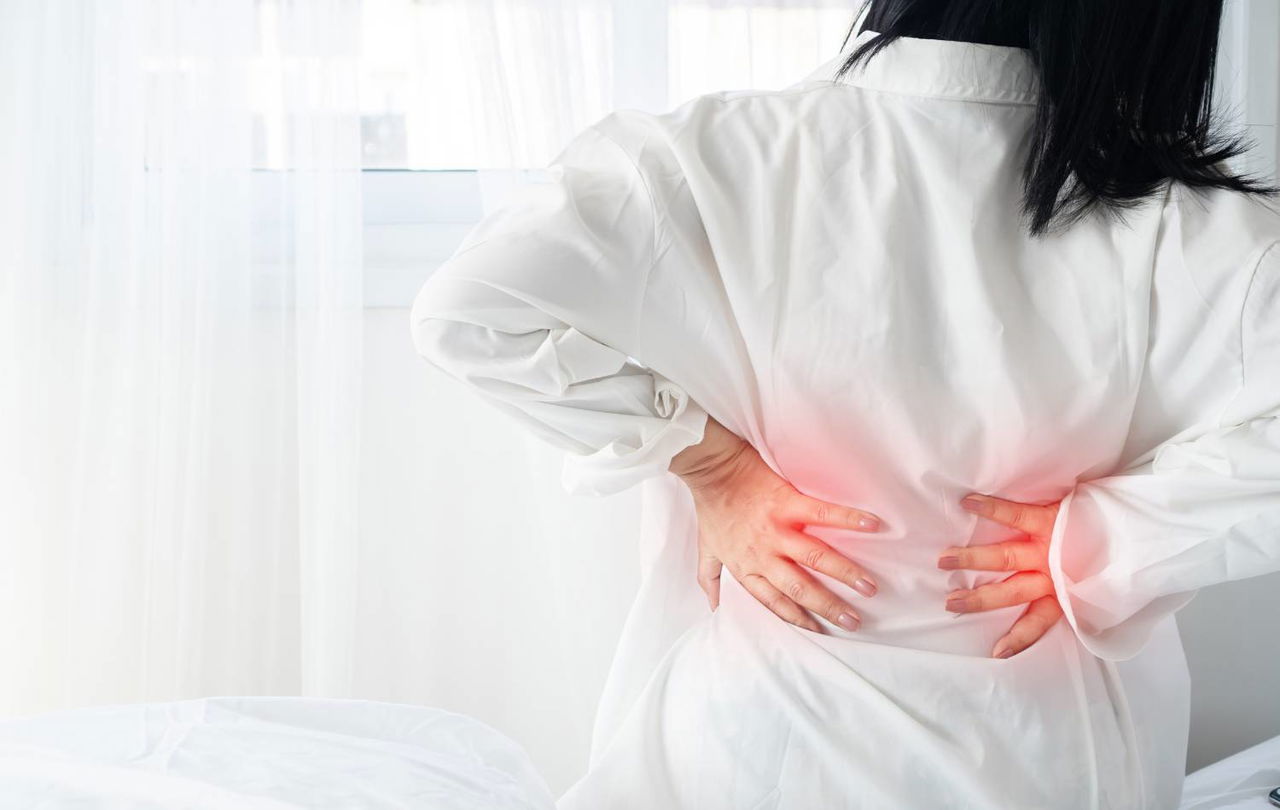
410 1 1280 807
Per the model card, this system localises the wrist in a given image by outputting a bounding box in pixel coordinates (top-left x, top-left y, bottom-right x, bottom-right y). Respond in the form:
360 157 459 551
669 416 750 490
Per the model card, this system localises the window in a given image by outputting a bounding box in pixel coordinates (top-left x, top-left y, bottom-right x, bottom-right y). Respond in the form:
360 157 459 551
327 0 859 306
248 0 1278 307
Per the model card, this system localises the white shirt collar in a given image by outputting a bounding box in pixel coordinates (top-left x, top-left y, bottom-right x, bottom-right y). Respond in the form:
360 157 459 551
802 28 1039 106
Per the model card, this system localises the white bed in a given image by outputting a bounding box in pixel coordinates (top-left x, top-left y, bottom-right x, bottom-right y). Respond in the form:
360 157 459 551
1182 735 1280 810
0 697 556 809
0 697 1274 809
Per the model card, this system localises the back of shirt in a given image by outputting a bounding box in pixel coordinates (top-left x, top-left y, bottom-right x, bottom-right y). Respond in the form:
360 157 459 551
412 31 1280 659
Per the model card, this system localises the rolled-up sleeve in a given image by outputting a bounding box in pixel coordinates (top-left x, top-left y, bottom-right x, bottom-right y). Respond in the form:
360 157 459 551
409 117 709 497
1046 241 1280 660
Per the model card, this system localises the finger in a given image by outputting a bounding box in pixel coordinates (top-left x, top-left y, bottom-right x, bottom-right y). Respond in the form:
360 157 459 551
784 491 882 533
697 551 723 611
945 571 1054 613
781 530 878 597
991 595 1064 658
937 538 1045 572
738 572 825 634
764 558 862 632
959 494 1056 537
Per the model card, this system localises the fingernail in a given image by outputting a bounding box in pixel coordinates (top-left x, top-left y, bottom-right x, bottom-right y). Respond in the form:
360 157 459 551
993 644 1014 659
945 594 969 612
836 612 860 631
937 555 960 570
856 515 880 531
853 577 877 597
960 495 989 514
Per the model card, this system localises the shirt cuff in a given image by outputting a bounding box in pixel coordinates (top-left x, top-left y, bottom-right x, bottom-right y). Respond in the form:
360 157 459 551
1046 484 1199 661
560 373 710 497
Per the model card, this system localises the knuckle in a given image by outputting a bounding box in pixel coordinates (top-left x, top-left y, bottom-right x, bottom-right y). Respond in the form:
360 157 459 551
785 579 806 602
759 590 784 612
801 545 826 570
1001 545 1018 571
1009 504 1028 528
813 502 831 524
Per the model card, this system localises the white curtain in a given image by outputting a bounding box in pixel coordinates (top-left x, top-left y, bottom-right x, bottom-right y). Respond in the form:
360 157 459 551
0 0 364 710
402 0 1277 175
397 0 858 168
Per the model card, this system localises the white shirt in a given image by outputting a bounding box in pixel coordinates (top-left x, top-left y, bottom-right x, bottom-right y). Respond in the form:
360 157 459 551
411 28 1280 810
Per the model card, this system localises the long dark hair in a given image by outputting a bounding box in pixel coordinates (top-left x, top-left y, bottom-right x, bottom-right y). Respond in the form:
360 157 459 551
837 0 1278 236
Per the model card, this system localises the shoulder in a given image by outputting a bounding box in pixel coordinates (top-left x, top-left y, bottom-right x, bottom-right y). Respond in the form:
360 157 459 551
1159 182 1280 316
1167 182 1280 267
583 81 843 172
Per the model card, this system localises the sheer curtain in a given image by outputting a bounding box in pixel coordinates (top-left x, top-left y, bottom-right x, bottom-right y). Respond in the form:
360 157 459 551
404 0 858 168
0 0 364 710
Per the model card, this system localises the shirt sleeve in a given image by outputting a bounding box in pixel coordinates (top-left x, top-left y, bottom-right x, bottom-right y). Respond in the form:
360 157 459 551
408 117 709 497
1046 241 1280 660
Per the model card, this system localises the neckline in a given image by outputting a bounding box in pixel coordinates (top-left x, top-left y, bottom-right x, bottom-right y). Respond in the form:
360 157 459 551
803 28 1039 106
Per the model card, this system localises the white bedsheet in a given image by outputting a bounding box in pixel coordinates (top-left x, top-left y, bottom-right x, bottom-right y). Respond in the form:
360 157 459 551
1177 731 1280 808
1181 735 1280 809
0 697 556 810
0 695 1273 809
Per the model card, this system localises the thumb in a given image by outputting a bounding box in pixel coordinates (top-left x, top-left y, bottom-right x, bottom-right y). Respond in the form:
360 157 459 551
697 550 723 612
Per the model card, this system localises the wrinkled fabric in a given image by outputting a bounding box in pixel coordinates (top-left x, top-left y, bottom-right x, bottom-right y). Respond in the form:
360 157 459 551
410 29 1280 810
0 697 557 810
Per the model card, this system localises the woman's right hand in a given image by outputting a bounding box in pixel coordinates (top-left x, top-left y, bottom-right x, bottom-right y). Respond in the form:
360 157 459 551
671 417 884 633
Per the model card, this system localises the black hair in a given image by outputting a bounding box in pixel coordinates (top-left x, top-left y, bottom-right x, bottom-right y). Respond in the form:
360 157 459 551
836 0 1279 236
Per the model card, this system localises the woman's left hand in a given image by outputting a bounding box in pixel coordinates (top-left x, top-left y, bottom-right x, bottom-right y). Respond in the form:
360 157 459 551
937 494 1065 659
